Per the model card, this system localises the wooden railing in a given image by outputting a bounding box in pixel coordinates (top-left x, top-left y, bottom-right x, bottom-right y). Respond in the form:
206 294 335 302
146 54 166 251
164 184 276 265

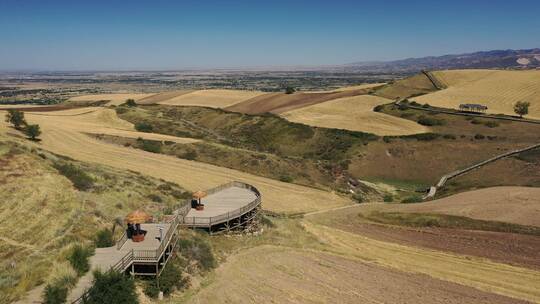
182 181 261 228
74 181 260 303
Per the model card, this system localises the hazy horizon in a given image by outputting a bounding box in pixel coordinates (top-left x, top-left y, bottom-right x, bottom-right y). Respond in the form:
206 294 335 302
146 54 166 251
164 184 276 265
2 0 539 71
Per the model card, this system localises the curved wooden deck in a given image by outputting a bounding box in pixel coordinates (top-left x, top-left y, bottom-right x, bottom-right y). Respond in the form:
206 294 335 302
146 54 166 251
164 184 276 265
182 181 262 229
70 181 261 303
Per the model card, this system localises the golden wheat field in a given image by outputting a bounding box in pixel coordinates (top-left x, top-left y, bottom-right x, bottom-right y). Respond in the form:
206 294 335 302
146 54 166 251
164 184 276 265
281 95 429 135
68 93 153 105
5 108 351 214
156 89 265 108
413 70 540 118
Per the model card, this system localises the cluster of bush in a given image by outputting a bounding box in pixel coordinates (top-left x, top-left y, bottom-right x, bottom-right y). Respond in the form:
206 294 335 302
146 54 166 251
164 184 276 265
5 109 41 140
43 244 94 304
53 162 95 191
417 115 445 126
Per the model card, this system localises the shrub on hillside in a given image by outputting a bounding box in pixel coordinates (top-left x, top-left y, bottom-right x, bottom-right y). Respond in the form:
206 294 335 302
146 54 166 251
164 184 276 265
147 193 163 203
43 283 68 304
442 134 456 140
25 124 42 140
373 105 384 112
5 109 27 129
401 195 423 204
67 244 94 276
94 229 114 248
115 107 129 114
82 270 138 304
121 99 137 107
178 236 216 271
144 261 189 298
284 86 295 94
53 162 94 191
383 194 394 202
474 134 485 140
484 121 499 128
279 174 294 183
417 115 444 126
136 138 162 153
135 122 153 132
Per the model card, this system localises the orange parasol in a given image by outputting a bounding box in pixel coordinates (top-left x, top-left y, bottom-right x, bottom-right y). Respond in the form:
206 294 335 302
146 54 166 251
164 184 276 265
125 210 151 224
192 191 207 199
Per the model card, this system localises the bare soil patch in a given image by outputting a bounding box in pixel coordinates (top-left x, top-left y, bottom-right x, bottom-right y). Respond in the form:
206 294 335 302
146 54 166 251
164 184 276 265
310 206 540 270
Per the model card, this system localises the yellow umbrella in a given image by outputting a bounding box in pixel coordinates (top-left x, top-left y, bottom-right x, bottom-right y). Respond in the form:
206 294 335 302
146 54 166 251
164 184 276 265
192 191 207 199
125 210 151 224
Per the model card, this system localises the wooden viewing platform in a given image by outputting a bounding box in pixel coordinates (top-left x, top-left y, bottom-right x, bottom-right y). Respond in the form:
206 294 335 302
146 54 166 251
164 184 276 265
70 181 261 303
181 181 262 233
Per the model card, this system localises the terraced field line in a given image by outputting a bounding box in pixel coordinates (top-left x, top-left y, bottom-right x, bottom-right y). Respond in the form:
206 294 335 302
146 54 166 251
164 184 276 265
303 221 540 303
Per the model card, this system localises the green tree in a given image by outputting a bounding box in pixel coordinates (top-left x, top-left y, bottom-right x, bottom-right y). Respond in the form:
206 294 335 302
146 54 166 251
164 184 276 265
514 101 530 118
5 109 27 129
25 124 41 140
82 270 138 304
94 229 114 248
122 99 137 107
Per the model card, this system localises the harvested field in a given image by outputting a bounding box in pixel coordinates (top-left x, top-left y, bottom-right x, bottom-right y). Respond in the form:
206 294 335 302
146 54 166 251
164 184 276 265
309 206 540 269
7 109 351 214
23 108 200 144
225 88 375 114
307 82 386 93
413 70 540 118
373 187 540 226
68 93 153 105
302 221 540 303
185 246 528 304
156 89 265 108
374 73 438 100
136 90 193 104
281 95 428 135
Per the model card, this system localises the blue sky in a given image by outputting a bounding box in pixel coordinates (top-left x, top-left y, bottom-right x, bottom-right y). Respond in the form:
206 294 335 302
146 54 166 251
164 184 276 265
1 0 539 70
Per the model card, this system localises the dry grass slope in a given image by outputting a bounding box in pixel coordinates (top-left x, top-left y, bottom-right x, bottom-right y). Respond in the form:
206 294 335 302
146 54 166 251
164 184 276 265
281 95 429 136
9 108 352 214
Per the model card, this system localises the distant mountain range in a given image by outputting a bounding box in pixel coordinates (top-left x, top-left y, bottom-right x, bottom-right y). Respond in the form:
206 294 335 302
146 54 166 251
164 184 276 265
346 48 540 73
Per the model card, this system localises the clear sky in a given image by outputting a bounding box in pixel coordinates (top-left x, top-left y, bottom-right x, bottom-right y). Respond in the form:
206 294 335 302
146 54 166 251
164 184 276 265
1 0 539 70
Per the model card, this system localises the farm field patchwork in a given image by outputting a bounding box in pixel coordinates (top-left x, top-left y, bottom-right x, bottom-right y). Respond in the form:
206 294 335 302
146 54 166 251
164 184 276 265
154 89 265 108
68 93 153 105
